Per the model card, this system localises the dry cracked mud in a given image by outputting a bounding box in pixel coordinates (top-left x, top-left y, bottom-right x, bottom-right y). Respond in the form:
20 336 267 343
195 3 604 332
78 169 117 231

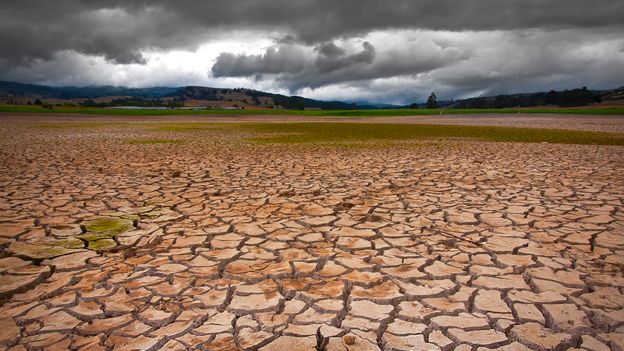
0 113 623 351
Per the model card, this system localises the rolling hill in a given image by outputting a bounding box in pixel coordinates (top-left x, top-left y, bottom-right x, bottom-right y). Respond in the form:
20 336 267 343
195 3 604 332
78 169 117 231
1 80 622 110
0 81 356 110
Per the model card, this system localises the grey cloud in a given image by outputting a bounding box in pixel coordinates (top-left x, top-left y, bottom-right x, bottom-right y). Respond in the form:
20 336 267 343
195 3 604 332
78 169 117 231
212 45 306 77
1 0 623 66
1 1 623 104
317 43 346 59
315 42 375 73
212 40 471 91
265 29 624 103
431 29 622 94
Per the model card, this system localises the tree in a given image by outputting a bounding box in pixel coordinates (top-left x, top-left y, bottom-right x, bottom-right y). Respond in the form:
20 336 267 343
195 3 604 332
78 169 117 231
82 99 97 107
34 99 42 105
545 90 557 105
426 92 439 109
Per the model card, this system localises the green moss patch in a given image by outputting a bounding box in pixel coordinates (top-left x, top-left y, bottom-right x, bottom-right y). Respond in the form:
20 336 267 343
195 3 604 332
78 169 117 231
84 217 132 235
87 238 117 251
78 233 111 242
79 217 133 251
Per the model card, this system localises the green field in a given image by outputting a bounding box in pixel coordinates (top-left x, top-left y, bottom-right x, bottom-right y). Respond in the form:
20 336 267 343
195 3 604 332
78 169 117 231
2 104 624 116
237 122 624 145
129 122 623 146
29 119 624 146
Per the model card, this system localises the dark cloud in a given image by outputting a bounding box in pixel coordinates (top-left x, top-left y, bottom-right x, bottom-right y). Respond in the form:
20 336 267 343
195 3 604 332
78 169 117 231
1 0 622 66
316 43 346 59
0 1 622 103
212 45 306 77
212 41 378 82
315 42 375 73
212 39 471 90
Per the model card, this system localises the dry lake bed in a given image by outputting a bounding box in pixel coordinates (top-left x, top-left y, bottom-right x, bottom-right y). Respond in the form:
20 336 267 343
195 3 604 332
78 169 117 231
0 113 623 350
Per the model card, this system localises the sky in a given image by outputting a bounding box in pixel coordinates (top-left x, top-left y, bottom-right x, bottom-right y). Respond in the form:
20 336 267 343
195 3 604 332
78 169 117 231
1 0 623 104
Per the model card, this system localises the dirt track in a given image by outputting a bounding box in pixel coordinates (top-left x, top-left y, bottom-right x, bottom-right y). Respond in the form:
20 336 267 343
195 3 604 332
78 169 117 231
0 113 623 350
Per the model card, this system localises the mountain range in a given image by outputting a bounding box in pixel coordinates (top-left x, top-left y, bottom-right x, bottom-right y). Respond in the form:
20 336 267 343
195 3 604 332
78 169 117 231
1 81 622 110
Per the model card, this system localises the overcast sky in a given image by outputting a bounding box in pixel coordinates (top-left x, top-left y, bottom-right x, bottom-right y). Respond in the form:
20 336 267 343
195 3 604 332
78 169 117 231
1 0 623 104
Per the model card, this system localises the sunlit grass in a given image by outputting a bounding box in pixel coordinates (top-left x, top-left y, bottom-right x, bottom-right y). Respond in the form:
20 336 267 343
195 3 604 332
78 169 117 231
237 122 624 145
25 119 624 146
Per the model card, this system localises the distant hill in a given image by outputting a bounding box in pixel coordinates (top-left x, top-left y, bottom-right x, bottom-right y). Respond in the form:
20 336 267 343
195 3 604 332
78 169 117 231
167 86 356 110
1 80 622 110
0 81 178 99
417 86 624 109
0 81 356 110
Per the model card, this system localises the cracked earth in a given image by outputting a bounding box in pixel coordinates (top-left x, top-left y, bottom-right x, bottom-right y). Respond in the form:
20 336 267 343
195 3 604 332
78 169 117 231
0 114 623 351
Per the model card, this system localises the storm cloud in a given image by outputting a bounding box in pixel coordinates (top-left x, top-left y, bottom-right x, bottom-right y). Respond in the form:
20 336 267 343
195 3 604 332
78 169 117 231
1 0 623 103
212 45 307 77
212 39 471 91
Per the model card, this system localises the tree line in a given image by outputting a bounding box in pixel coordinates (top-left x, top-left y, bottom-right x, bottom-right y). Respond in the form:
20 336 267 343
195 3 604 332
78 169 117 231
410 87 602 109
81 97 184 108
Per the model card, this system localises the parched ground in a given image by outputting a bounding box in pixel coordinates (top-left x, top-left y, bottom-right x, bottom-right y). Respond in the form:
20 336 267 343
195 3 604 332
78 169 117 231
1 112 623 132
0 113 623 351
